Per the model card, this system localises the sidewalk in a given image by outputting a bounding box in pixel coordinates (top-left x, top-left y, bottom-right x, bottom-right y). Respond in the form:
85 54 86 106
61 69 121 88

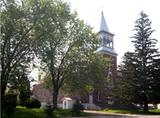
83 110 160 118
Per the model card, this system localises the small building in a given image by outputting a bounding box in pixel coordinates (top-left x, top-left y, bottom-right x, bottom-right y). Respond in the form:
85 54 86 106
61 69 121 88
62 97 75 109
157 104 160 109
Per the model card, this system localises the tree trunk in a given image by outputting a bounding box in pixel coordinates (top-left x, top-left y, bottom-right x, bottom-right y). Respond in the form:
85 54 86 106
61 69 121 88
143 101 148 112
143 96 149 112
1 82 7 110
52 86 59 110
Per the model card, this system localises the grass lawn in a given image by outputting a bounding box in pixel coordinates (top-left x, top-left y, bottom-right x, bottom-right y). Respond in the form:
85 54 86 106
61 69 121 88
102 108 160 115
2 106 160 118
2 106 87 118
2 106 46 118
54 109 87 117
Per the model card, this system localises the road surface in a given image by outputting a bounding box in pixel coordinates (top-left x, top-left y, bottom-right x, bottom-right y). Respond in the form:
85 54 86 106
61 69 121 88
65 110 160 118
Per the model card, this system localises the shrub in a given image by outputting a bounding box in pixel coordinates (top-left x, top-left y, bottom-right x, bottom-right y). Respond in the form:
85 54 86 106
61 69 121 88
25 98 41 108
19 90 30 106
4 93 17 114
72 99 84 114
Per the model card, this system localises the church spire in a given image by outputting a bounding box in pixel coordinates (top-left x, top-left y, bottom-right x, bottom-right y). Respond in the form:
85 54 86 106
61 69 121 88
100 11 109 32
95 11 117 57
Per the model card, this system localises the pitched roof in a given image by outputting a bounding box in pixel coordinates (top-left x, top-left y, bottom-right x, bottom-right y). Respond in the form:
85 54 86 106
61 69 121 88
100 11 109 32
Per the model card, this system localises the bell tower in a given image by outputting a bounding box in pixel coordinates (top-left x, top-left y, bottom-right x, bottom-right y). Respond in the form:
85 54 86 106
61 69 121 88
95 11 117 86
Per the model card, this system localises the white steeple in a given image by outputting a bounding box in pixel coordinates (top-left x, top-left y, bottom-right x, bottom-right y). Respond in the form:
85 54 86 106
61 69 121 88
95 12 117 57
100 11 109 32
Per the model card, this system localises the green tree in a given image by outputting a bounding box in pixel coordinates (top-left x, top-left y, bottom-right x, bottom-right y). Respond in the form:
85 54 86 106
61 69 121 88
131 11 160 112
9 67 31 106
112 52 137 105
148 58 160 104
1 0 38 109
117 12 160 112
33 0 98 109
62 54 109 96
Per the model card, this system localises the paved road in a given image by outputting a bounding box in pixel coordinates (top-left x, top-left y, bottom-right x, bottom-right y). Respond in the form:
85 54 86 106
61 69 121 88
66 116 160 118
65 110 160 118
